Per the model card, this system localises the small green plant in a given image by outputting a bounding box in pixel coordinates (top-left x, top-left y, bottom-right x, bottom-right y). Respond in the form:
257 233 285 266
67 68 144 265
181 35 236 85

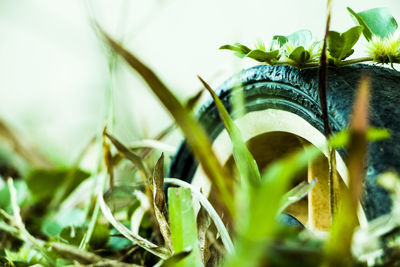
221 7 400 69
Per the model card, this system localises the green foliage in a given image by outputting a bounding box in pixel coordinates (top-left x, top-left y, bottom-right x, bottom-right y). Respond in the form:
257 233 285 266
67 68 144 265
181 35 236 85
220 43 280 64
347 7 398 41
273 29 312 47
107 228 132 252
167 187 201 267
25 169 90 202
219 43 251 58
2 9 400 266
274 30 321 66
0 179 29 212
327 26 363 65
329 127 390 148
346 7 400 66
42 208 86 237
221 7 400 69
198 76 261 188
245 49 280 64
100 29 234 216
225 145 321 267
59 223 109 249
287 46 311 66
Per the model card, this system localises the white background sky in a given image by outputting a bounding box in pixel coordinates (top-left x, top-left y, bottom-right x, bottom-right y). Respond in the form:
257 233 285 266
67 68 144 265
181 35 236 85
0 0 399 165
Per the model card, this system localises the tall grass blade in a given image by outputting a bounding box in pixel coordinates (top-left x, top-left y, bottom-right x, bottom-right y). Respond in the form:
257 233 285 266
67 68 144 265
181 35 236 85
324 76 370 266
168 187 202 267
99 28 234 216
164 178 234 254
225 146 321 267
198 75 261 188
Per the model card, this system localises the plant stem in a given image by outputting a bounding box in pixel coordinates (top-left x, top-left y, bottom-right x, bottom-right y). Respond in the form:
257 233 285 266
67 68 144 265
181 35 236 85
6 178 56 265
339 57 374 66
271 57 374 69
79 171 108 250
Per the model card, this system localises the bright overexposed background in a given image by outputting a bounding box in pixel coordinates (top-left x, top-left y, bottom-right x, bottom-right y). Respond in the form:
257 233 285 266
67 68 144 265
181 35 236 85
0 0 399 165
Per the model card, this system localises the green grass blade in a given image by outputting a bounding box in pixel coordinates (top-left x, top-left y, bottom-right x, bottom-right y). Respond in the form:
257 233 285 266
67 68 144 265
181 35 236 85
324 76 370 266
198 76 261 188
224 145 321 267
249 146 320 238
168 187 202 267
164 178 234 254
99 28 234 217
278 178 317 214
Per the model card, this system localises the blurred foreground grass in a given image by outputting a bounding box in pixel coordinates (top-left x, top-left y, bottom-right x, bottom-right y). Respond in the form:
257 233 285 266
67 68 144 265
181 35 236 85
0 15 400 267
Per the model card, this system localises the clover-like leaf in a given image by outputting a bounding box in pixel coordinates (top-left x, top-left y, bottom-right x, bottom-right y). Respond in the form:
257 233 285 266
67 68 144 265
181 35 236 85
288 46 311 66
245 49 279 64
347 7 398 41
219 43 251 58
273 29 312 47
327 26 363 64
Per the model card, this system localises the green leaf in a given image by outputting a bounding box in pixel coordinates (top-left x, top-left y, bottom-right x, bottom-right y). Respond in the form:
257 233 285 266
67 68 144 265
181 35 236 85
327 26 363 63
248 146 320 239
59 223 110 250
219 43 279 63
327 127 390 149
107 228 132 252
42 208 86 237
168 187 201 267
161 249 192 267
245 49 279 63
219 43 251 58
367 127 391 141
60 226 85 246
90 223 110 249
26 169 90 202
347 7 398 41
273 30 312 47
325 76 370 266
198 76 261 188
288 46 311 65
0 180 28 212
